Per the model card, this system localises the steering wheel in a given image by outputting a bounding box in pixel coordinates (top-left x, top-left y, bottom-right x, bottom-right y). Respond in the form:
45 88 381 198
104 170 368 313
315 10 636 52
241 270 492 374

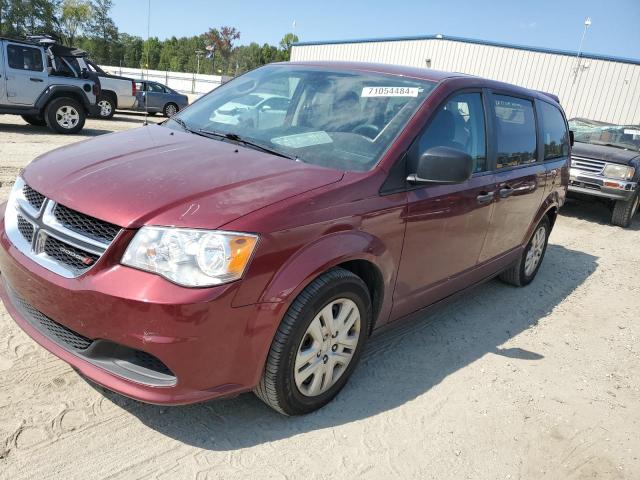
352 124 380 139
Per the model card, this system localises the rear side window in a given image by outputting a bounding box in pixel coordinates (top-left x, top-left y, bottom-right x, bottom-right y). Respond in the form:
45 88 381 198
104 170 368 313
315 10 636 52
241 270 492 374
417 92 487 173
539 101 569 160
493 95 537 168
7 45 44 72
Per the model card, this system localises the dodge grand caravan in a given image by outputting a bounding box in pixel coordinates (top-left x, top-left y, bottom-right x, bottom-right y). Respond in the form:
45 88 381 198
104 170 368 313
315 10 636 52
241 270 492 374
0 62 569 415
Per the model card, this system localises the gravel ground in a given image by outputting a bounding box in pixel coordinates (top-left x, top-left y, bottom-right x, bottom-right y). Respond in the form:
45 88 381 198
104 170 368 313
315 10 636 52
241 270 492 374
0 113 638 480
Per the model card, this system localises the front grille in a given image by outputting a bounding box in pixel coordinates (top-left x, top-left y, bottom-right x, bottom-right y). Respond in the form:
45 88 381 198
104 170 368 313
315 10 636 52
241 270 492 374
43 235 99 272
53 204 121 244
9 287 92 351
23 184 46 211
572 156 606 174
17 216 35 243
6 180 120 279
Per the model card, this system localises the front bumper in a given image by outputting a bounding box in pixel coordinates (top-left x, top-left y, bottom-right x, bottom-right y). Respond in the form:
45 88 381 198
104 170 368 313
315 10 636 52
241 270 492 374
0 219 286 405
568 168 637 201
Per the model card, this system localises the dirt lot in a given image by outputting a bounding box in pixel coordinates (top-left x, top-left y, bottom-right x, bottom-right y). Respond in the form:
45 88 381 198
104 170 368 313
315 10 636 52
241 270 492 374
0 114 638 480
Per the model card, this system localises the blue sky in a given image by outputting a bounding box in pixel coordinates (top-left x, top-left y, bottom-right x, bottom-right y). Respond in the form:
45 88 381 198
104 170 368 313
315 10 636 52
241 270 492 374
112 0 640 60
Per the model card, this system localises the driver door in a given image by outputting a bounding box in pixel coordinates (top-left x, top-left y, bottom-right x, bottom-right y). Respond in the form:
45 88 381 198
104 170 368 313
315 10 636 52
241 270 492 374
392 90 497 319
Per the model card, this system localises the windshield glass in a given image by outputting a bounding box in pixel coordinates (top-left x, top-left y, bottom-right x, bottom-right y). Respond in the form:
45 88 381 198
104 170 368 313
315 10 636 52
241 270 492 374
569 119 640 152
172 65 437 171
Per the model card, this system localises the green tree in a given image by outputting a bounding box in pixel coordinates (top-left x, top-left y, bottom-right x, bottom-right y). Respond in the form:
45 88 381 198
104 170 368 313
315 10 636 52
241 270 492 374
278 32 298 60
60 0 91 45
87 0 117 63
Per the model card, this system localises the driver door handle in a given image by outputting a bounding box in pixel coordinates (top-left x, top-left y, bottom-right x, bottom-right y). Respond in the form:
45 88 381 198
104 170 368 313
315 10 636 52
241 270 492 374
30 77 44 82
477 191 495 204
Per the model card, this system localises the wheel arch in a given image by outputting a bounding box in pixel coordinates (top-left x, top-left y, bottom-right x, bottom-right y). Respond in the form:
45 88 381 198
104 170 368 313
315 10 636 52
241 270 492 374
100 90 118 108
35 85 91 112
256 231 396 334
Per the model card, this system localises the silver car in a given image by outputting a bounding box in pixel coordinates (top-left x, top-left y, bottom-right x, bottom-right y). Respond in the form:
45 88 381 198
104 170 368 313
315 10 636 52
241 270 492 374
133 81 189 117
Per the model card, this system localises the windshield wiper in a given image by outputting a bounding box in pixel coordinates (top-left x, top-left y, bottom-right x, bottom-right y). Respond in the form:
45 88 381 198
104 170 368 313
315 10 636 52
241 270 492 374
169 116 190 132
198 129 298 161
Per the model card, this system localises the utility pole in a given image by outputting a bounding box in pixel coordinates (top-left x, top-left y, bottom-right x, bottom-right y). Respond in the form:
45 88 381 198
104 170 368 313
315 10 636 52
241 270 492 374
195 50 204 75
573 17 592 83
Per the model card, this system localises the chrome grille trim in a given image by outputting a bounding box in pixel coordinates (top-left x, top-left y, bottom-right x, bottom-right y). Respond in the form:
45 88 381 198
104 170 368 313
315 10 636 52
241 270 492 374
5 178 122 278
571 156 606 174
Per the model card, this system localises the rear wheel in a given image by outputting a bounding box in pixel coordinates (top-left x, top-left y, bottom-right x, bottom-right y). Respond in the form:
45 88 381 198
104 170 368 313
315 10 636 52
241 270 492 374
163 103 178 117
44 97 86 134
96 94 116 119
21 114 47 126
499 216 550 287
611 192 639 228
254 268 371 415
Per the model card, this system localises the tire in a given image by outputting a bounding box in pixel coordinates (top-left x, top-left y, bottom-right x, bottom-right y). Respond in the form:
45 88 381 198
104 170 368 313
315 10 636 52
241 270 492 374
611 192 639 228
499 215 550 287
163 103 178 117
254 268 372 415
44 97 86 134
21 114 47 126
96 94 116 119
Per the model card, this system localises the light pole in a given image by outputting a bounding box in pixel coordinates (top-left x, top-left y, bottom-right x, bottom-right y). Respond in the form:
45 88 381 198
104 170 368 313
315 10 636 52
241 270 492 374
195 50 204 75
573 17 592 83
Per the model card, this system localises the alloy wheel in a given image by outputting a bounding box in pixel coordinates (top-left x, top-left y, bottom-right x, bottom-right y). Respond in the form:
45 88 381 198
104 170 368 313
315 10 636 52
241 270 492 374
524 224 547 276
294 298 361 397
165 104 177 116
55 106 80 129
98 100 113 117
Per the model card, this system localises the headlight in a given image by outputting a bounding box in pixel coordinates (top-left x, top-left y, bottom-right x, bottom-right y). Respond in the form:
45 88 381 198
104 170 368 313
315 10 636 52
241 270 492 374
121 227 259 287
603 164 635 180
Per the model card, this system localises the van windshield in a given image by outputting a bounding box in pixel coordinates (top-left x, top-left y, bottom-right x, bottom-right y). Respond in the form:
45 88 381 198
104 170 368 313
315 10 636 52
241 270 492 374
171 65 436 171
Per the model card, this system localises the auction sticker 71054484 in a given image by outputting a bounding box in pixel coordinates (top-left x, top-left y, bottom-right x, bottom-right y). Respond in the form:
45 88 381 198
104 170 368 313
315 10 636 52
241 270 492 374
361 86 420 97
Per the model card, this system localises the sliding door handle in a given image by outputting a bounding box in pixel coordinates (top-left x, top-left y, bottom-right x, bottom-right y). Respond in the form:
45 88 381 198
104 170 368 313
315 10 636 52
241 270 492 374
30 77 44 82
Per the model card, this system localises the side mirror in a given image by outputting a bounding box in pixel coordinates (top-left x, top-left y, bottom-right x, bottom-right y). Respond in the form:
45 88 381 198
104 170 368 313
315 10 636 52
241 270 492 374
569 130 575 147
407 147 474 185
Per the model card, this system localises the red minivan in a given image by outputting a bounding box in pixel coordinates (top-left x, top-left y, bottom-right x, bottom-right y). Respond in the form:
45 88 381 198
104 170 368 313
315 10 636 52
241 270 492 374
0 62 569 415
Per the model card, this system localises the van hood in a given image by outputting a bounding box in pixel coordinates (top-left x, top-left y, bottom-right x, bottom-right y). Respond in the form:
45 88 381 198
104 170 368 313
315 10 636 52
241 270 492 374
23 125 344 229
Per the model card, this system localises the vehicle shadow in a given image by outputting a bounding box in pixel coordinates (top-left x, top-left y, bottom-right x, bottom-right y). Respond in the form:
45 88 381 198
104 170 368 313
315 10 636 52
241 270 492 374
89 244 597 450
0 123 112 137
561 196 640 231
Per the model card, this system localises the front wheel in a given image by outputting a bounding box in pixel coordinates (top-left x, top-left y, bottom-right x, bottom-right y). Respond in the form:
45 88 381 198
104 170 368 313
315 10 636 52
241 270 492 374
163 103 178 117
44 97 86 134
254 268 371 415
499 216 550 287
611 192 639 228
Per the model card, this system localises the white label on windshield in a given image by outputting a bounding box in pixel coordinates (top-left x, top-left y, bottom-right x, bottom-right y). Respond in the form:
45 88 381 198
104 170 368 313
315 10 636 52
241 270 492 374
271 131 333 149
624 129 640 136
362 86 420 98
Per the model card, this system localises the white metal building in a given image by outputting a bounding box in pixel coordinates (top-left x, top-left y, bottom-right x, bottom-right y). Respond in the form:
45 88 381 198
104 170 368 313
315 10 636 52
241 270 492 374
291 35 640 125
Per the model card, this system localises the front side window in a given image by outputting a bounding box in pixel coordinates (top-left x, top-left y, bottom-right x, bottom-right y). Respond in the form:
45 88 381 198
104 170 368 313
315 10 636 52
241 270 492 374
539 102 569 160
416 92 487 173
174 65 437 172
7 45 44 72
493 95 537 168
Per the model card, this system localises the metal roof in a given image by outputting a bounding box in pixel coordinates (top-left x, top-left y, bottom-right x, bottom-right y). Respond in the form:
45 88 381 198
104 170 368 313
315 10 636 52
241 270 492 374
294 34 640 66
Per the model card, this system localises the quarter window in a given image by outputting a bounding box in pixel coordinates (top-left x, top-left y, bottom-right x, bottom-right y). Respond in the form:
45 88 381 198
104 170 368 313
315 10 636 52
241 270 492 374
539 101 569 160
7 45 44 72
493 95 537 168
416 92 487 173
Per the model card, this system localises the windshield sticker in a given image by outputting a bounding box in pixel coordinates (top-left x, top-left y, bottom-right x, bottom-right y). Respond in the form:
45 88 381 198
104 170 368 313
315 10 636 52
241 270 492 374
271 131 333 149
362 87 420 98
624 129 640 136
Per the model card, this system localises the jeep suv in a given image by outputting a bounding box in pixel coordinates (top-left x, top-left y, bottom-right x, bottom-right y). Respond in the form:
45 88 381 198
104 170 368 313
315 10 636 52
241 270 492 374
0 37 100 134
0 63 569 415
568 118 639 227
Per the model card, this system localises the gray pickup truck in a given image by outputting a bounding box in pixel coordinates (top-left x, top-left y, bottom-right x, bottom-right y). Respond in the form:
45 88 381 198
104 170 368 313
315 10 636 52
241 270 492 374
568 118 640 227
0 36 100 134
